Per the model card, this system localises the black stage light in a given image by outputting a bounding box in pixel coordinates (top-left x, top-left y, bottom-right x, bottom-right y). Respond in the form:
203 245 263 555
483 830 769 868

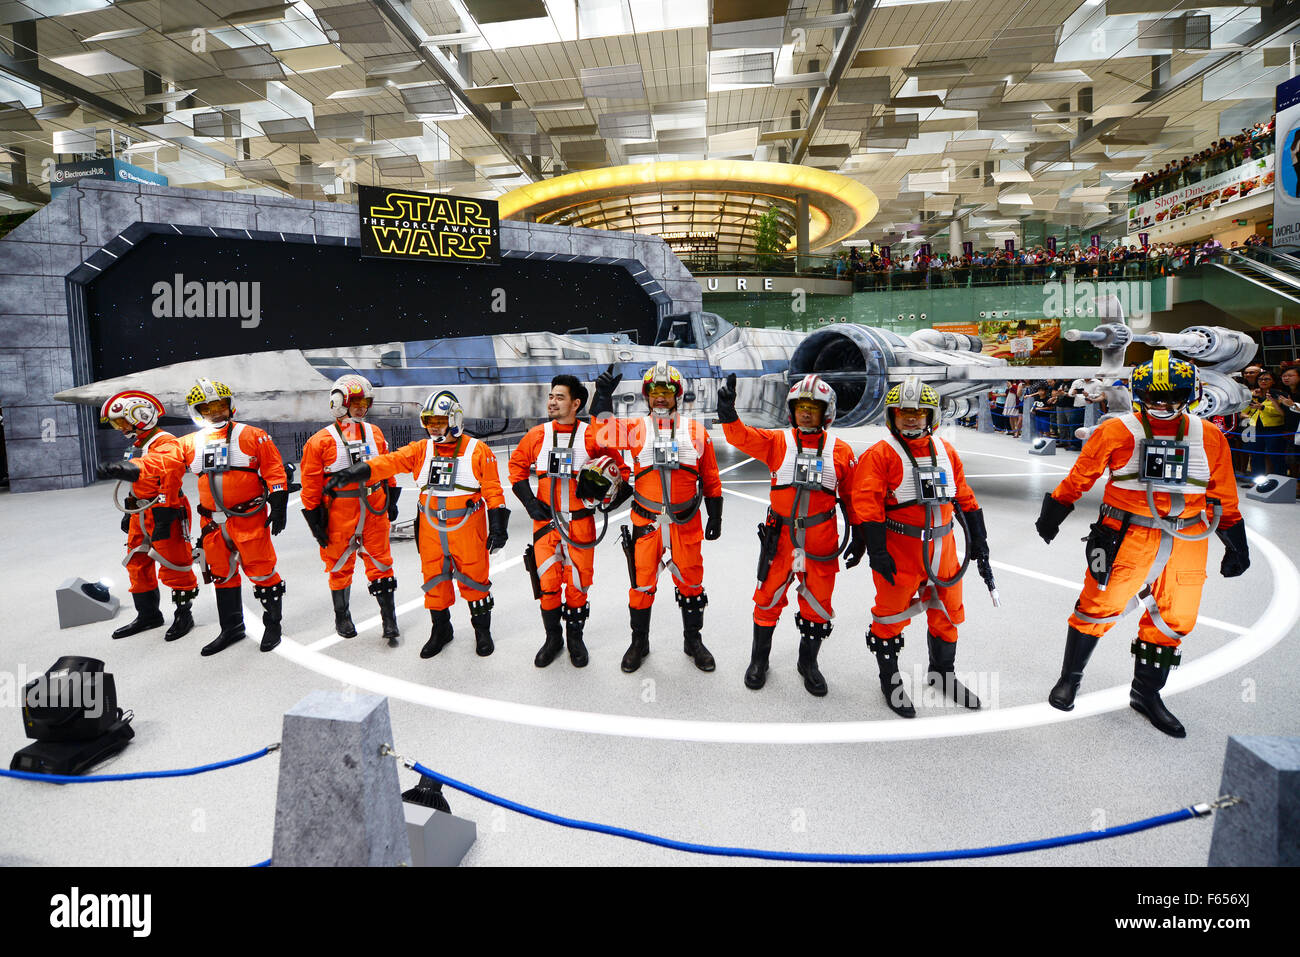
11 657 134 776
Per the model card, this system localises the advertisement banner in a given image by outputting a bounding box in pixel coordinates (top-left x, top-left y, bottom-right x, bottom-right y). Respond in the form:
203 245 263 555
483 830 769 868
1046 236 1057 253
358 185 500 265
1138 232 1149 246
919 243 932 257
962 240 973 257
1127 153 1274 231
1273 75 1300 246
978 318 1062 365
51 159 168 196
1004 239 1015 252
880 245 890 262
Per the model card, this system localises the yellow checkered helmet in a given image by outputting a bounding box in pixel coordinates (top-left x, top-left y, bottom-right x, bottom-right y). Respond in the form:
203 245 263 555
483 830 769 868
186 377 234 426
884 375 940 436
1130 349 1200 419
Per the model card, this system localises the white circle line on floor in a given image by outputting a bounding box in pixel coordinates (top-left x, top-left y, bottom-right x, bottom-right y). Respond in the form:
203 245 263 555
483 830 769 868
262 530 1295 744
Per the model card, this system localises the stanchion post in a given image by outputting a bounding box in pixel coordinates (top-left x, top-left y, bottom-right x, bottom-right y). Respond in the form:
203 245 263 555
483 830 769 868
272 691 412 867
1207 735 1300 866
977 392 996 433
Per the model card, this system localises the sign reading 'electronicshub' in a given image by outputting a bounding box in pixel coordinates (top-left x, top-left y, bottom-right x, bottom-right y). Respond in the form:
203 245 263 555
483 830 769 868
358 185 500 265
1273 75 1300 246
50 159 168 196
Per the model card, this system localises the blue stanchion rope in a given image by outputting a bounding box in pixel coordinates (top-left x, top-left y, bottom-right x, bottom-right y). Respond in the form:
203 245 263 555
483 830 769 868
251 859 272 868
0 745 278 784
407 760 1211 863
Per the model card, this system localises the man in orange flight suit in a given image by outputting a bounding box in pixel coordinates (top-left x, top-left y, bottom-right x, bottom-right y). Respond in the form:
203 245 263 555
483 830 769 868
590 360 723 674
717 372 857 696
300 374 401 646
509 374 629 669
148 378 289 656
1035 350 1249 737
845 376 990 718
96 390 199 642
328 390 509 659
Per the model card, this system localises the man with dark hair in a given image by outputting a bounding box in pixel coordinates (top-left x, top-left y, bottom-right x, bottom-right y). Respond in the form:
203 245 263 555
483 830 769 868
509 375 627 667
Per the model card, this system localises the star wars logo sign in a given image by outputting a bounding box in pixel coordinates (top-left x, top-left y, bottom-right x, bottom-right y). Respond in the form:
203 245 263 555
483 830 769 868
358 185 500 266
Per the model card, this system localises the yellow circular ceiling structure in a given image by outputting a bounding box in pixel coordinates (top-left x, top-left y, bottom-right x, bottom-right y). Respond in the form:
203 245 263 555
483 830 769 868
498 160 879 253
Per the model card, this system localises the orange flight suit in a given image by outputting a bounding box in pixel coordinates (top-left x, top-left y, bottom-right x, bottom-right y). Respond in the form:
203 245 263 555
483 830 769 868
507 421 612 612
721 422 856 626
1049 412 1242 647
120 429 198 595
176 421 287 590
851 434 979 642
365 434 505 611
300 420 396 590
590 413 722 609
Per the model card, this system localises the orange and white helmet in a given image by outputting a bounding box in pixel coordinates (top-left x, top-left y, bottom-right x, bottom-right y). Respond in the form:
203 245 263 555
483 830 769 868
642 361 684 408
786 374 836 430
329 374 374 421
100 390 164 445
577 454 624 509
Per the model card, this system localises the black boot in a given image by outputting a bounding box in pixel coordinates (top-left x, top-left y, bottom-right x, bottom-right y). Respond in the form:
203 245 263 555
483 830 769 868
331 587 357 639
1129 640 1186 738
469 596 494 657
254 581 285 652
745 623 776 690
926 632 980 709
164 588 198 642
201 586 246 656
1048 627 1101 711
112 588 165 639
796 616 831 697
421 608 453 658
534 606 565 667
867 631 915 718
563 604 590 668
622 606 652 673
677 589 714 672
368 578 400 647
401 774 451 814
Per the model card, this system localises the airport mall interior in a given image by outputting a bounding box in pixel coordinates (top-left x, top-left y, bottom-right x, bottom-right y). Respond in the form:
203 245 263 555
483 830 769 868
1 0 1298 876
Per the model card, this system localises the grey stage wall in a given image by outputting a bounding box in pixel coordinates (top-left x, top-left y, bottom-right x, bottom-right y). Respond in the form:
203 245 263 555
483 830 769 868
0 179 701 493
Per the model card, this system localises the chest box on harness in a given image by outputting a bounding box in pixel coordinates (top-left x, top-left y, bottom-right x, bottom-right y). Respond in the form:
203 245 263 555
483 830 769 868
201 441 230 471
652 432 679 467
915 465 951 503
345 439 373 466
547 447 576 478
426 456 457 494
1138 439 1189 487
793 451 826 489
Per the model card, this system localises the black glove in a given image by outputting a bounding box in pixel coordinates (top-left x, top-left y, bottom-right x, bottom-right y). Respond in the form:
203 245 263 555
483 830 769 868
716 373 739 424
865 521 896 585
301 504 330 548
150 506 182 541
324 461 371 495
1216 522 1250 578
591 362 622 416
1035 493 1074 544
610 482 633 510
844 523 870 569
121 513 131 534
387 485 402 523
99 460 141 482
511 479 553 523
704 496 723 540
267 489 289 536
962 507 990 563
486 506 510 553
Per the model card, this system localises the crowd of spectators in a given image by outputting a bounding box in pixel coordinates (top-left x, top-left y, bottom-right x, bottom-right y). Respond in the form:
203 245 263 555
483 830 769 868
1232 361 1300 486
961 358 1300 496
1130 118 1275 203
839 233 1269 290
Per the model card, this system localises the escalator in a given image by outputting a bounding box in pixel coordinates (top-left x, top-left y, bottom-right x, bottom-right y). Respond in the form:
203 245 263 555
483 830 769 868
1201 247 1300 322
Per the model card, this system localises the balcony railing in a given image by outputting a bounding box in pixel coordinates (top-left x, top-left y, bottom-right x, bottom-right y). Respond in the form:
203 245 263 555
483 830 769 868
1127 135 1275 206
